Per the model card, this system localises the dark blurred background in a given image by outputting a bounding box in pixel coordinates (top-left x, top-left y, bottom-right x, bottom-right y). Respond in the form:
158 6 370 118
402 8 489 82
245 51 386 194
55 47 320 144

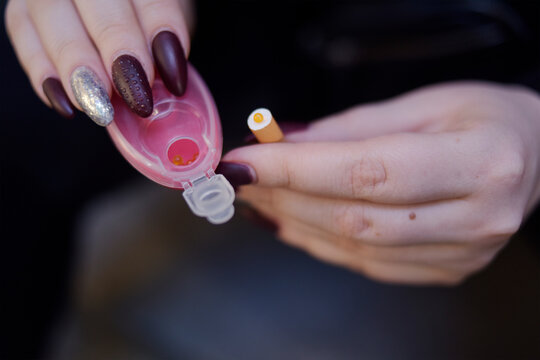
1 0 540 359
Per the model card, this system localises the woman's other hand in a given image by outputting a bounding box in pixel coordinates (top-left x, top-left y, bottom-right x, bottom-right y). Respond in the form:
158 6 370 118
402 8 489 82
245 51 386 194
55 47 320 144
5 0 193 124
222 82 540 285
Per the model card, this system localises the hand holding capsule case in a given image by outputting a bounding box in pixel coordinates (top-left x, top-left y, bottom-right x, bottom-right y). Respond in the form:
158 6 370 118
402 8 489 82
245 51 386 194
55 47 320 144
107 64 235 224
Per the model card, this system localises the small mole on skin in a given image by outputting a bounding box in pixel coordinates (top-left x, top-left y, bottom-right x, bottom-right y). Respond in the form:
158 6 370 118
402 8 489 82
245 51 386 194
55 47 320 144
375 232 381 236
409 212 416 220
455 138 461 143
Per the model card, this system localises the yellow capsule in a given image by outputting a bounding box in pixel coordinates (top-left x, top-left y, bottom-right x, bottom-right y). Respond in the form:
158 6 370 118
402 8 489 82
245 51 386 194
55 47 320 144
253 112 264 123
173 155 184 165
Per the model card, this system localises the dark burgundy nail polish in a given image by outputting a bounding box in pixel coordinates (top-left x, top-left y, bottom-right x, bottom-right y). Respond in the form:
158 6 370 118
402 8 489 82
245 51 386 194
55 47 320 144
243 122 309 143
112 55 153 117
240 206 278 233
281 121 310 134
216 161 255 188
42 77 76 119
242 133 258 145
152 31 188 97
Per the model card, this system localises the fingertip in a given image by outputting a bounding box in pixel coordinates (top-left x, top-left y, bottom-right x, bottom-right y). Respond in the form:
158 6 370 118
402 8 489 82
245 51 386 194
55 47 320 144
216 161 257 187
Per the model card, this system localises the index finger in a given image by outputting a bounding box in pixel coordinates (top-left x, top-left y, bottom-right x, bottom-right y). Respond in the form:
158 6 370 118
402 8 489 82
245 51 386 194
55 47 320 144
223 132 483 204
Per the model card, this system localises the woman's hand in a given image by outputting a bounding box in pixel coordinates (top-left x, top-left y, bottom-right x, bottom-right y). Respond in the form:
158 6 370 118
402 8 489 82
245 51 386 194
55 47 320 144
222 82 540 285
5 0 193 124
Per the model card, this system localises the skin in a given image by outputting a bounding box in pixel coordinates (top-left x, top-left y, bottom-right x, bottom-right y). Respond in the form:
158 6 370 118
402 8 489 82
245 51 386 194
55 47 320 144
226 82 540 285
5 2 540 286
4 0 194 112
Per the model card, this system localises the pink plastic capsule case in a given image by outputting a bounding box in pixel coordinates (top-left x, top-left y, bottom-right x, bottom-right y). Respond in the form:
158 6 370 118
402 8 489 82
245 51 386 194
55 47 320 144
107 64 235 224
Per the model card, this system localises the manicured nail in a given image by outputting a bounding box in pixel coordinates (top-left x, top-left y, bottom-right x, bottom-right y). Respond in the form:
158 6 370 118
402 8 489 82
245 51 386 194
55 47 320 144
239 206 278 233
243 122 309 143
112 55 153 117
70 66 114 126
281 122 310 134
242 133 258 145
152 31 188 97
216 161 255 188
42 78 76 119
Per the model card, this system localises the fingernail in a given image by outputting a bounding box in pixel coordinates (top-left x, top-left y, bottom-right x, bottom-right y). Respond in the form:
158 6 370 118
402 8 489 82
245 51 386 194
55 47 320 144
70 66 114 126
239 206 278 233
242 134 258 145
281 122 309 134
42 78 76 119
152 31 188 97
112 55 153 118
243 122 309 143
216 161 255 188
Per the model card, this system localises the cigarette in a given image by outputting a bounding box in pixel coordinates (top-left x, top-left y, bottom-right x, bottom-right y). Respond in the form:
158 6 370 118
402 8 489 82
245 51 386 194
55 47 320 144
247 108 284 143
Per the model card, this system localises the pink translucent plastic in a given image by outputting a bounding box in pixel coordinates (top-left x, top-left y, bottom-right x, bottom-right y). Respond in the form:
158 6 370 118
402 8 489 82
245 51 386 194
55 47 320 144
107 64 222 189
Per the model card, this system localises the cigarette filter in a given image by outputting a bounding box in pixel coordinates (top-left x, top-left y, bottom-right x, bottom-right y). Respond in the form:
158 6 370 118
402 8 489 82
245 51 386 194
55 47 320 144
247 108 283 143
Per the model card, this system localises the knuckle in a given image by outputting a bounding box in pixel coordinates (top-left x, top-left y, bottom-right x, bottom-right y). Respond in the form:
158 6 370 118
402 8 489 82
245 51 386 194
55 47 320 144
467 252 497 272
27 0 59 16
139 0 171 15
347 156 387 198
95 21 130 45
496 214 522 237
450 250 496 277
283 158 293 188
486 149 526 188
477 211 522 243
331 204 371 240
53 38 80 64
